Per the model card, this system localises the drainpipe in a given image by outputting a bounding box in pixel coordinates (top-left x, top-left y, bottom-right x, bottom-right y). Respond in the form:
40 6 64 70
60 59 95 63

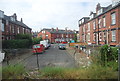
97 18 99 45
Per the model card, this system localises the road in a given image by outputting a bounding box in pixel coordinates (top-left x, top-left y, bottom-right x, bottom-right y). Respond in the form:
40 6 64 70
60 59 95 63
20 44 76 70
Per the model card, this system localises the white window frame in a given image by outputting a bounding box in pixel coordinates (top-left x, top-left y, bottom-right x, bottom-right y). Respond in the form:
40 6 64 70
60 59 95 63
87 33 90 41
88 23 90 31
23 28 24 34
18 27 20 34
12 25 14 33
103 32 106 41
98 19 101 28
112 30 116 41
111 12 116 25
62 34 64 38
2 23 4 32
103 17 106 27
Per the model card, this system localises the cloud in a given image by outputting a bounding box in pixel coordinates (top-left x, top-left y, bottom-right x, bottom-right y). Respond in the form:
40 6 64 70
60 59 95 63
0 0 112 31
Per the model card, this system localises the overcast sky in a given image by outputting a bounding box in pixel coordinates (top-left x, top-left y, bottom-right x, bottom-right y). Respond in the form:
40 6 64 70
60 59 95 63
0 0 112 32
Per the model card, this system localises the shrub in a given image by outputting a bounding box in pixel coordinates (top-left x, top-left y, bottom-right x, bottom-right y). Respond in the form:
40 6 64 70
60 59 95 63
2 39 31 49
99 45 118 66
32 37 42 45
2 64 26 79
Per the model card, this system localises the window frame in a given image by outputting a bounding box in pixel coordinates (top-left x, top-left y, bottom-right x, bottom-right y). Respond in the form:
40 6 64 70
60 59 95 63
111 12 116 25
112 30 116 42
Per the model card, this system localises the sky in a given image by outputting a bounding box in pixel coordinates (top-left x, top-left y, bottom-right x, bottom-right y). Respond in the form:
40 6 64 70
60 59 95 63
0 0 112 32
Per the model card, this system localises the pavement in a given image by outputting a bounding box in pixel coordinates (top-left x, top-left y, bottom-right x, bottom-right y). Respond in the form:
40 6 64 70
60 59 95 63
66 46 92 67
2 44 76 70
2 49 33 66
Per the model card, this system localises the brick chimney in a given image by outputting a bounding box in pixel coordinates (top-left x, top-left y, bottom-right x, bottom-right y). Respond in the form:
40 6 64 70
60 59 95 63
51 28 54 31
21 18 23 23
65 27 68 32
56 27 58 31
96 3 101 12
13 13 17 21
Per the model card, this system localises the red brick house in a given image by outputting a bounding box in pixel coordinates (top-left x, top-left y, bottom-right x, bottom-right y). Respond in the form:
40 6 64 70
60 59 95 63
0 10 32 40
79 1 120 46
37 28 75 43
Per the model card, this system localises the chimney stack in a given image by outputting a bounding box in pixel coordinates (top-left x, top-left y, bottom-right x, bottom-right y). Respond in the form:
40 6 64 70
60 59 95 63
51 28 54 31
13 13 17 20
56 27 58 31
65 27 68 32
21 18 23 23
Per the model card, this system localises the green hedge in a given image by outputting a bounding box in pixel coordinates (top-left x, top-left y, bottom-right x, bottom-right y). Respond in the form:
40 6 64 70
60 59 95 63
2 39 31 49
100 45 118 66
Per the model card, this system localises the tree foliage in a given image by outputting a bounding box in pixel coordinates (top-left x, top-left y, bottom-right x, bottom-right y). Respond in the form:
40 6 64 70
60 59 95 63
73 33 77 43
32 37 42 45
100 44 118 66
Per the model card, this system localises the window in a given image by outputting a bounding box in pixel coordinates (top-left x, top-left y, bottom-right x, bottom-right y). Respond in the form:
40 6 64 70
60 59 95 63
103 32 106 41
103 17 106 27
97 8 103 15
87 33 90 41
42 30 45 33
88 23 90 31
23 28 25 34
46 35 48 37
93 33 96 41
98 18 101 28
33 45 40 48
111 12 116 25
93 21 96 29
62 34 64 38
99 32 102 41
2 23 4 31
112 30 116 41
12 25 14 33
66 35 68 37
18 27 20 34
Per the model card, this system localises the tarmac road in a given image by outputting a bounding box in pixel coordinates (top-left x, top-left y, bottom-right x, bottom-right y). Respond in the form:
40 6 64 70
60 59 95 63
20 44 76 70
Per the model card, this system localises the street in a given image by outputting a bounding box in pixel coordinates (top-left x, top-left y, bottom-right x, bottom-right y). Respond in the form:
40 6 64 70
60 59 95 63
20 44 76 70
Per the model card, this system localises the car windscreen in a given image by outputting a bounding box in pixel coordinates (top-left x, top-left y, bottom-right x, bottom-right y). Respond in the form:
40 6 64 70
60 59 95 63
33 45 40 48
59 44 66 46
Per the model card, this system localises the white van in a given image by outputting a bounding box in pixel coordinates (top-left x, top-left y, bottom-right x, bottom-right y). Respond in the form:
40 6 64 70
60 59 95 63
40 40 49 49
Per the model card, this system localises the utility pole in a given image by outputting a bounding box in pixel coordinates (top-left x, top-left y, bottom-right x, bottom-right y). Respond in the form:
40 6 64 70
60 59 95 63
35 49 39 70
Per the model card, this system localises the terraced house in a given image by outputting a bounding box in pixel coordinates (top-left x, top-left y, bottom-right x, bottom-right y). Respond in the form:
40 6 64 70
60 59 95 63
37 28 75 43
79 0 120 46
0 10 32 40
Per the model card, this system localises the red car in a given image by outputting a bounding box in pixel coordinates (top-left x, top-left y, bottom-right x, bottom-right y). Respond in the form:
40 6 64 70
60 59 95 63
32 44 45 54
61 41 67 44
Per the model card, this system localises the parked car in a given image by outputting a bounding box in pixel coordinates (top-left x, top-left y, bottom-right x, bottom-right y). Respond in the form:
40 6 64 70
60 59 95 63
40 40 49 49
32 44 45 54
58 44 66 50
61 41 67 44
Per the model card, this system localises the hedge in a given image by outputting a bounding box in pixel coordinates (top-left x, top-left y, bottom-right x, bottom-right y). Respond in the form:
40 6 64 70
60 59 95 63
2 39 31 49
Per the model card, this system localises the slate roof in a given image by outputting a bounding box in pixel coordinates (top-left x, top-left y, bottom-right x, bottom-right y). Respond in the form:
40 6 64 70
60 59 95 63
3 14 31 29
42 28 75 34
79 3 120 25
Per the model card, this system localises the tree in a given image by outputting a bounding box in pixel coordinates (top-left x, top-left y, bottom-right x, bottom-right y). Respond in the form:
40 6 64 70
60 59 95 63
73 33 77 43
32 37 42 45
